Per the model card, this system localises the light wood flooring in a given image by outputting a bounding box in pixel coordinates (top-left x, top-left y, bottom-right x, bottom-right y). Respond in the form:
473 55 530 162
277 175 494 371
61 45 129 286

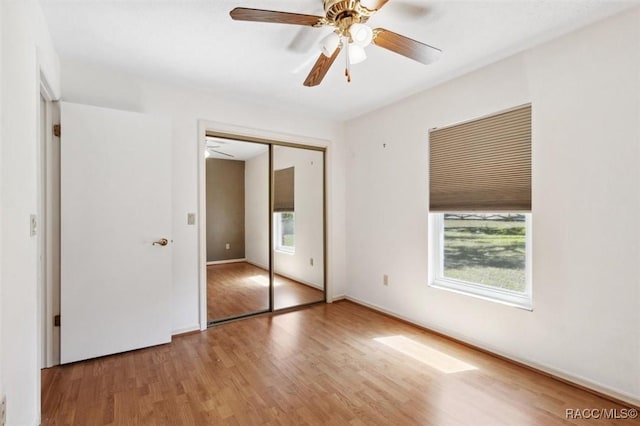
207 262 324 321
42 301 638 425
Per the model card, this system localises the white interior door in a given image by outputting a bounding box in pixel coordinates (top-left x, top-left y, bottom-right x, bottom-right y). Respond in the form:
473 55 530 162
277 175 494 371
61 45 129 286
60 102 172 364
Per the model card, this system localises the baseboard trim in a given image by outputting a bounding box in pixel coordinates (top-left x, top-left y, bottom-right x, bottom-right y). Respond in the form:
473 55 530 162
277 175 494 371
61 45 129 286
343 296 640 408
274 270 323 291
171 325 200 336
331 294 346 302
245 260 268 270
207 258 246 265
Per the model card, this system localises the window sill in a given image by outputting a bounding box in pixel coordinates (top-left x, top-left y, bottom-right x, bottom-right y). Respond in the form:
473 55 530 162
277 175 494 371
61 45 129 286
275 248 295 255
429 278 533 311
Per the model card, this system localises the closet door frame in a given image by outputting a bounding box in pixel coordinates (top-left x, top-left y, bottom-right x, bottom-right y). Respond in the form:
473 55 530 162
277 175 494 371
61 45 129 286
198 122 327 329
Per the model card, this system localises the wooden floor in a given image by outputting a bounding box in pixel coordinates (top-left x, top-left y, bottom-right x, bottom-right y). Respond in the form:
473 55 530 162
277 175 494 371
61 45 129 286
42 301 637 425
207 262 324 321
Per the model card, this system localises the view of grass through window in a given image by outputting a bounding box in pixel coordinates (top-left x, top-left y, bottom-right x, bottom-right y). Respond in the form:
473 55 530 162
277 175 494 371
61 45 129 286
280 212 295 248
443 213 526 292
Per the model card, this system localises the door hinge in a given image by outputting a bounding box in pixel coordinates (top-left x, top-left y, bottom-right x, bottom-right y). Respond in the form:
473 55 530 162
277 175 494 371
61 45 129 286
54 315 61 327
53 124 61 138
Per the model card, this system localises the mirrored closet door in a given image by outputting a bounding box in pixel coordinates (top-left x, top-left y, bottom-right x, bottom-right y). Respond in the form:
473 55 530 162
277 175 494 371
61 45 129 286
205 135 325 324
272 145 325 310
206 138 270 322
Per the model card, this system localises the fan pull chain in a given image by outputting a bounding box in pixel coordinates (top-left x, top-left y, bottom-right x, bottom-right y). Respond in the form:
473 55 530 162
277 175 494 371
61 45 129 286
345 40 352 83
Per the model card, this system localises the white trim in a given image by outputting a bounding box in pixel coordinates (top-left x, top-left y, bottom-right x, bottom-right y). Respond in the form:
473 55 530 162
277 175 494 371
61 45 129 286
274 270 323 291
428 213 533 310
207 258 246 265
38 91 47 371
197 121 208 330
171 324 200 336
345 295 640 407
39 75 62 370
274 248 295 255
430 280 533 311
245 259 269 270
199 120 330 149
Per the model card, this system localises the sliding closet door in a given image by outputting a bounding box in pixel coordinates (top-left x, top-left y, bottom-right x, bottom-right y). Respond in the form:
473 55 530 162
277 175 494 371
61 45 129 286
272 145 325 310
206 139 270 322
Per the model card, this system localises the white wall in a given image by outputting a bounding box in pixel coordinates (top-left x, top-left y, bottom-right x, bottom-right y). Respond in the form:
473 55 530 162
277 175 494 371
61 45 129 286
1 0 61 424
244 151 269 268
60 59 347 333
345 8 640 404
244 147 325 289
273 146 324 288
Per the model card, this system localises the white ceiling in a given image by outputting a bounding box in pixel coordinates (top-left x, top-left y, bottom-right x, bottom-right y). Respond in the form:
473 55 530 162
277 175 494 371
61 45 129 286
40 0 638 120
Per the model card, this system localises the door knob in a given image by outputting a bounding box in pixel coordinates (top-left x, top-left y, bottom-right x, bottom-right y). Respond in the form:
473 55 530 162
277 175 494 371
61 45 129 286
153 238 169 246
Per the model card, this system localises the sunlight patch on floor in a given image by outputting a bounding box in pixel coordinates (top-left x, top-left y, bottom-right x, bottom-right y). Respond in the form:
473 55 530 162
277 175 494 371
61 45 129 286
374 335 478 373
248 275 284 287
249 275 269 286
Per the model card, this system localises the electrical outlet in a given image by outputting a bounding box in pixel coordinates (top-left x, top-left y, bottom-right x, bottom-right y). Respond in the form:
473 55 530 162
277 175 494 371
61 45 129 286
383 274 389 286
310 257 314 266
187 213 196 225
1 394 6 426
225 243 230 250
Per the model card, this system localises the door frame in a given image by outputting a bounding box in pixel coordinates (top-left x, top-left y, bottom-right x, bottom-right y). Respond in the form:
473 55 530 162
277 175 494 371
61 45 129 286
197 120 329 330
39 76 61 368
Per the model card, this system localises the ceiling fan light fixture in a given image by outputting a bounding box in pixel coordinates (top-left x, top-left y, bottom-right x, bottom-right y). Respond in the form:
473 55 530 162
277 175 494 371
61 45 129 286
320 32 340 57
348 43 367 64
349 23 373 47
358 0 379 10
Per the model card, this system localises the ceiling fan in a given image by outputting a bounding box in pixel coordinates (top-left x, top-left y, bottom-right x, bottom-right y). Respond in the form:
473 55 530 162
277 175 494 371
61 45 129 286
230 0 442 87
205 137 235 158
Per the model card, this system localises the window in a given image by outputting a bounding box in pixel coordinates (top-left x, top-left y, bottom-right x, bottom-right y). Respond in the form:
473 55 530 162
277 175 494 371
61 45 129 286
274 212 295 253
428 104 532 309
273 166 295 253
430 213 532 309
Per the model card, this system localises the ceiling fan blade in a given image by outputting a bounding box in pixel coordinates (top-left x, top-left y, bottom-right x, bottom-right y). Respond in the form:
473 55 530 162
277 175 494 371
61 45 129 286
230 8 324 26
303 46 342 87
212 150 235 158
373 28 442 65
288 27 322 53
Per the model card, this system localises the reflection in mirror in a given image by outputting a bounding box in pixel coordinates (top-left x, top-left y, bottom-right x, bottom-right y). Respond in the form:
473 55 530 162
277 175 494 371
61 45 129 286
273 145 325 310
206 138 270 322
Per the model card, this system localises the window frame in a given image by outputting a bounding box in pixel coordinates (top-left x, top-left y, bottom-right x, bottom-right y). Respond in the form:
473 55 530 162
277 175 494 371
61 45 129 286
274 211 295 254
428 212 533 310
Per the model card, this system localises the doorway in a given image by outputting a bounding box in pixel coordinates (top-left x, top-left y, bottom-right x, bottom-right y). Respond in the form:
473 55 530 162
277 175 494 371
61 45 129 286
201 132 326 325
39 82 61 369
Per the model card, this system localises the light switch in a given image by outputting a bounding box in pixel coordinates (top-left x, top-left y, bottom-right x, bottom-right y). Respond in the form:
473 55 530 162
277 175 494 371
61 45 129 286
187 213 196 225
225 243 230 250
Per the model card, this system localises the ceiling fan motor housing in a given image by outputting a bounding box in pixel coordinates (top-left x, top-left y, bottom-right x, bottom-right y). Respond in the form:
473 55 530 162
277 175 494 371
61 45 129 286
323 0 374 31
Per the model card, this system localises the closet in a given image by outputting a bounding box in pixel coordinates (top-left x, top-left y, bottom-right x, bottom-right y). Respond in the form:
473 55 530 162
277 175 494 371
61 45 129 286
204 135 325 324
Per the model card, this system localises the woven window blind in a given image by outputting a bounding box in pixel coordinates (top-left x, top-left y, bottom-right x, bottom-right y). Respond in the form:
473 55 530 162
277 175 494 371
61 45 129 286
274 167 295 212
429 105 531 212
